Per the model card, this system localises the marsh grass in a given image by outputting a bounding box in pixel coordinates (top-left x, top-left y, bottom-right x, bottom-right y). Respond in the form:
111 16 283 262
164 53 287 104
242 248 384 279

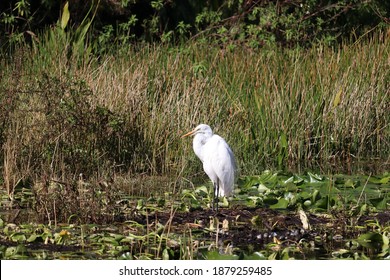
0 28 389 198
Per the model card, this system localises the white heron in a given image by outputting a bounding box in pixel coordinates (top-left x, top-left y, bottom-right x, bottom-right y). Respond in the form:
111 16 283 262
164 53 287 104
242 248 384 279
182 124 236 211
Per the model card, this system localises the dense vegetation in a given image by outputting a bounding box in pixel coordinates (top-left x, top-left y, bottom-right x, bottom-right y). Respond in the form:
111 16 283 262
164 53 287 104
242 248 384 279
0 0 389 260
1 0 389 50
0 0 389 191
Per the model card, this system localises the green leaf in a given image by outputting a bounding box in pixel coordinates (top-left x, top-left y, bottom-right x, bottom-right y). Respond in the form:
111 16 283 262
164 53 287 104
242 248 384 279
263 197 278 205
10 233 27 242
379 176 389 184
258 183 269 193
314 197 329 210
308 172 323 182
244 252 266 260
311 189 321 202
162 248 170 260
205 251 238 260
194 186 209 195
61 2 70 30
369 175 390 185
136 199 144 210
357 232 385 249
369 197 387 210
270 198 289 209
27 234 39 243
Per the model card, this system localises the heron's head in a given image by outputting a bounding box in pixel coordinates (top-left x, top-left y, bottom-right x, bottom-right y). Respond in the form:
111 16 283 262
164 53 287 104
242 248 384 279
181 124 213 138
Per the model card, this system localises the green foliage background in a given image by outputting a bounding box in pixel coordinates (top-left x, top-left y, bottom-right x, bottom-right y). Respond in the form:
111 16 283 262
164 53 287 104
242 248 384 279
1 0 389 50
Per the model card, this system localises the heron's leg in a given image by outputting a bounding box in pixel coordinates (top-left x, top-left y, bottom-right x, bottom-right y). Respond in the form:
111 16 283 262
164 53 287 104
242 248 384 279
212 182 216 211
214 181 219 213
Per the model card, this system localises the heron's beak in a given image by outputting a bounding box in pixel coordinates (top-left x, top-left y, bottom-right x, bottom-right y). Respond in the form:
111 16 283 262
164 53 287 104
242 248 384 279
181 129 196 138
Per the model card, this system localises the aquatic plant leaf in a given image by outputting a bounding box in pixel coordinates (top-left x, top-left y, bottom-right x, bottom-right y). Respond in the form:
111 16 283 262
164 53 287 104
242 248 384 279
283 176 294 184
314 197 329 210
136 199 144 210
357 232 385 249
205 250 238 260
312 189 321 202
379 176 389 184
285 183 298 191
27 234 40 243
297 191 312 201
368 175 390 185
258 183 269 193
263 197 278 205
293 175 305 185
308 172 323 182
194 186 208 195
369 197 387 210
270 198 289 209
243 252 266 260
5 247 18 257
258 170 278 183
10 233 27 242
221 196 229 207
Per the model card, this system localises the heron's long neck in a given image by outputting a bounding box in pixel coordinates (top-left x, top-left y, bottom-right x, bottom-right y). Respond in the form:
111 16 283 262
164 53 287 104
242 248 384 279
193 134 208 162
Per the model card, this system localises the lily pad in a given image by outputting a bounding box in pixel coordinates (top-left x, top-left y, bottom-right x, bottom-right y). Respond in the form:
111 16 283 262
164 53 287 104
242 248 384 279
357 232 386 249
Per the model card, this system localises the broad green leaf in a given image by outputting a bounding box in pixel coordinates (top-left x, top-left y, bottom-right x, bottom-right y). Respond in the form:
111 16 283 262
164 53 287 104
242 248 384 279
293 175 305 185
308 172 323 182
258 170 278 183
369 197 387 210
244 252 266 260
314 197 329 210
205 250 238 260
369 175 390 185
10 233 27 242
194 185 208 195
263 197 278 205
270 198 289 209
27 234 39 242
357 232 385 249
298 191 312 200
258 183 269 193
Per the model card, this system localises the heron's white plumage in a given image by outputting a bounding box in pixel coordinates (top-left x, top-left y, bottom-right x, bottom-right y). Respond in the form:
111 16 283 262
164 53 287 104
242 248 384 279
182 124 236 198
